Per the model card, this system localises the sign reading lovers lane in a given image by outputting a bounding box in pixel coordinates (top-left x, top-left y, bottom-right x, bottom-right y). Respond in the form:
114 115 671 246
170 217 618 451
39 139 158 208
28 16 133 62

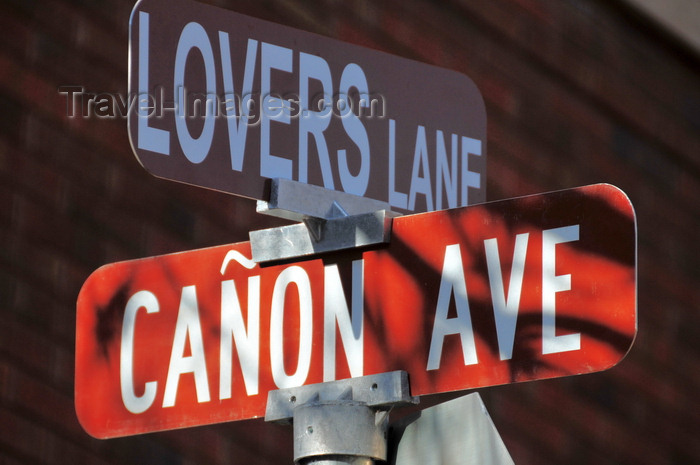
127 0 486 213
75 184 636 438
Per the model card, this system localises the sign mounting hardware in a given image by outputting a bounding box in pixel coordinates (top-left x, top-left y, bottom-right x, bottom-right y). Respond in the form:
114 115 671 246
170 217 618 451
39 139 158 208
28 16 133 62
265 371 418 465
250 178 400 263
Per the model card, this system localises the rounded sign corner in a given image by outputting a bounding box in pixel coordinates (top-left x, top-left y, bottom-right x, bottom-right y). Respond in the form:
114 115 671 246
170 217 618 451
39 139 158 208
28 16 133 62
456 70 487 117
128 0 151 30
74 400 108 440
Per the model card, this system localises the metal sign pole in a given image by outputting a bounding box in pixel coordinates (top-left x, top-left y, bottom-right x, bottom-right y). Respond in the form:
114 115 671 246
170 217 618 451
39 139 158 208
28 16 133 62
256 183 414 464
265 371 417 465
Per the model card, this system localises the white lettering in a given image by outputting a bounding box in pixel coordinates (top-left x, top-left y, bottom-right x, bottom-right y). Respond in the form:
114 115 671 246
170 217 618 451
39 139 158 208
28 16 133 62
337 64 371 196
542 225 581 354
299 52 334 188
137 12 170 155
220 277 260 398
388 119 408 210
163 285 211 407
427 244 478 370
435 130 458 210
460 137 482 207
485 233 529 360
408 125 434 211
260 42 293 180
323 260 364 381
219 34 258 171
121 290 159 414
173 22 217 164
269 266 313 388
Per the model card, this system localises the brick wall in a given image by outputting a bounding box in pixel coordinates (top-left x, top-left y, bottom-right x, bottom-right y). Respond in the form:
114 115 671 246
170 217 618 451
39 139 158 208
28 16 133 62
1 0 698 463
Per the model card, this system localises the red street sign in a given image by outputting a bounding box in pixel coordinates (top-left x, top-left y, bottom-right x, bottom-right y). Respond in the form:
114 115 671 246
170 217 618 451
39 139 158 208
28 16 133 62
75 184 636 438
127 0 486 213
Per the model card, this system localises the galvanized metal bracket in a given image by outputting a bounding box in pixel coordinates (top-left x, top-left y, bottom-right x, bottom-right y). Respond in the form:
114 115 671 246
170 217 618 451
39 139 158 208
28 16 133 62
265 371 418 465
250 179 400 263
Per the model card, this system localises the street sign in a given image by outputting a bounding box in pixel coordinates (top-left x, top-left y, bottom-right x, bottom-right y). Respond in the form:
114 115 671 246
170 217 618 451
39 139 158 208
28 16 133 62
127 0 486 213
75 184 636 438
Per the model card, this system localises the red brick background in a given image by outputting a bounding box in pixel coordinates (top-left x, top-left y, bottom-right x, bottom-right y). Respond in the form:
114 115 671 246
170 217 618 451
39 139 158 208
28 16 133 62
1 0 698 463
